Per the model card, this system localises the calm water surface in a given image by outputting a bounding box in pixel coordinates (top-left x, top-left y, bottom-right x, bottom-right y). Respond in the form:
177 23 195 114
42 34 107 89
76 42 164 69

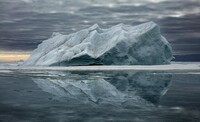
0 70 200 122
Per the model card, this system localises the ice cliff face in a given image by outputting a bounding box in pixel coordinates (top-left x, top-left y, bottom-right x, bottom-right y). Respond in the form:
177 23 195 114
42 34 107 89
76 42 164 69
24 22 173 66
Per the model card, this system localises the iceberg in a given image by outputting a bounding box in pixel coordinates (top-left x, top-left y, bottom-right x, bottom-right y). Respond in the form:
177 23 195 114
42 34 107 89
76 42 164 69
23 22 173 66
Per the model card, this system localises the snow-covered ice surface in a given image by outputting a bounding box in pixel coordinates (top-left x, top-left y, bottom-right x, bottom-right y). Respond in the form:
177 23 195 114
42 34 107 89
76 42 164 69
23 22 172 66
1 62 200 72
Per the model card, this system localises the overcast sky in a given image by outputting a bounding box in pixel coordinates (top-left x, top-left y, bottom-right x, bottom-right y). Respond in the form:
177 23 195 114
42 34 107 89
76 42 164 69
0 0 200 55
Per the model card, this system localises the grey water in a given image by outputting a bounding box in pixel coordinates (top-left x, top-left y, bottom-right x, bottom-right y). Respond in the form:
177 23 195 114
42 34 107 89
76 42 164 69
0 69 200 122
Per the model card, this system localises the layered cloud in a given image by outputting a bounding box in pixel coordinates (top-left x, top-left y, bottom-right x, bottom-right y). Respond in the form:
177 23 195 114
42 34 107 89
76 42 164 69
0 0 199 55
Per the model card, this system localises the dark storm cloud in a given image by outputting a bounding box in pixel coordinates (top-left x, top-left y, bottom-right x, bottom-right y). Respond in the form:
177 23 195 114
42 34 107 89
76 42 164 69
0 0 199 55
157 14 200 54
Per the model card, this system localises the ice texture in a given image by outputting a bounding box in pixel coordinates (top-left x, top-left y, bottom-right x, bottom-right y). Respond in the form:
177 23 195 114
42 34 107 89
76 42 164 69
24 22 173 66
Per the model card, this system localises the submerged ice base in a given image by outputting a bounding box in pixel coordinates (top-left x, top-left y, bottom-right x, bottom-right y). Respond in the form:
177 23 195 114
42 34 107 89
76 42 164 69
24 22 172 66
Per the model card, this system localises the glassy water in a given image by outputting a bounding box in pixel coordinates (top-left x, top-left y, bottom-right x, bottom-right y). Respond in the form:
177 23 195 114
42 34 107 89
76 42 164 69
0 70 200 122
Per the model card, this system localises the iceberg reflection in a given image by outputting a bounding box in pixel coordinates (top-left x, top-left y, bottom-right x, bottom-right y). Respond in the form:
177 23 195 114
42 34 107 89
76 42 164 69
32 71 172 107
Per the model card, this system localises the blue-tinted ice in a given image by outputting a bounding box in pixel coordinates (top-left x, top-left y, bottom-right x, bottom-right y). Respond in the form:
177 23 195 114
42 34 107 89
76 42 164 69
23 22 173 66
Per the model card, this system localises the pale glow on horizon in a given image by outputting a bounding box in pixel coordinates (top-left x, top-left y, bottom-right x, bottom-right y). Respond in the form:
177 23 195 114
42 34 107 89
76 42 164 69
0 51 30 62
